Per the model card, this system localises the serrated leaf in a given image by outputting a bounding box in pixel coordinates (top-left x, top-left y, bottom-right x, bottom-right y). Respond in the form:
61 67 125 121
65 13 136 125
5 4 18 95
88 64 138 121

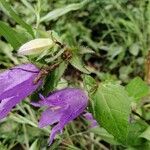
0 0 34 37
70 55 90 74
126 77 149 101
93 82 132 145
0 21 27 49
40 0 89 22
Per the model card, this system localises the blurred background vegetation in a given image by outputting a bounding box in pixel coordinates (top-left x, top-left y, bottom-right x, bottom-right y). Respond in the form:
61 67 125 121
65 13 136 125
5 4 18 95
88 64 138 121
0 0 150 149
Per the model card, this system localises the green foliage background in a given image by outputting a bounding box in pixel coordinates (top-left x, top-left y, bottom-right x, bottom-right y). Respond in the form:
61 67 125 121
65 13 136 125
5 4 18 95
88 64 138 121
0 0 150 149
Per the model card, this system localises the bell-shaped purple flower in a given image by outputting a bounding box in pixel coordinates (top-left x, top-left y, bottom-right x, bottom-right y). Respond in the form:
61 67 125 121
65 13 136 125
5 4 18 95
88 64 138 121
0 64 42 120
32 88 89 145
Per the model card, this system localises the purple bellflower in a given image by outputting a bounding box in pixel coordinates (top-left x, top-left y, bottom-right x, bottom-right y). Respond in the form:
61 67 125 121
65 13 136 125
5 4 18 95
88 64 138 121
32 88 97 145
0 64 42 120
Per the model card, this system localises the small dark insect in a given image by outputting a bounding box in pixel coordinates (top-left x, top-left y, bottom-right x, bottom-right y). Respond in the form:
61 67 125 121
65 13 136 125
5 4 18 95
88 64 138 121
145 51 150 84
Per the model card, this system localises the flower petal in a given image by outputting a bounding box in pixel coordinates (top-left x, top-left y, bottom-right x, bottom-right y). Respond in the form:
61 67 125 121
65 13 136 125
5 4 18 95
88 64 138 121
39 108 64 128
31 93 66 107
49 123 63 145
0 64 42 119
83 112 98 128
36 88 89 145
0 96 15 119
0 64 40 100
48 104 85 145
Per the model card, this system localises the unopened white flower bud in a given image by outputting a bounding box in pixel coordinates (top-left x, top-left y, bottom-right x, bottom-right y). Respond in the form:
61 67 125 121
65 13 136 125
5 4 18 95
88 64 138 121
18 38 54 55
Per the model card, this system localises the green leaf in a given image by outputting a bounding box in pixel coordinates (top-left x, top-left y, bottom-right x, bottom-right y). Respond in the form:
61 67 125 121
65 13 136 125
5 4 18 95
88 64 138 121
0 41 19 64
0 0 34 37
70 55 90 74
126 77 149 101
9 114 37 127
29 139 39 150
0 21 27 49
129 43 140 56
90 127 119 145
93 82 132 145
126 120 148 146
43 61 68 95
126 142 150 150
0 142 7 150
119 65 133 82
139 126 150 141
40 0 89 22
83 75 97 93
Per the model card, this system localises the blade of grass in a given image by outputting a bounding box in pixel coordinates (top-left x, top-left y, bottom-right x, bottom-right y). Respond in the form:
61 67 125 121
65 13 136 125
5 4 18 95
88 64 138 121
0 0 34 37
0 21 26 49
40 0 90 22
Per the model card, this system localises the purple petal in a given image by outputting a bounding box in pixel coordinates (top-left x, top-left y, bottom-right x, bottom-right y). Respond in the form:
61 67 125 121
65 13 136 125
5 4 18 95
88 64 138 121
83 112 98 128
49 123 63 145
39 107 64 128
35 88 89 145
47 88 88 107
0 64 40 100
48 104 86 145
0 96 15 120
31 93 66 107
0 63 42 119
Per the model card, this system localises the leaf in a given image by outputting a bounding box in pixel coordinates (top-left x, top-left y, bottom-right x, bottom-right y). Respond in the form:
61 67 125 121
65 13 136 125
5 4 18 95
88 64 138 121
70 55 90 74
0 41 19 64
83 75 97 93
79 46 95 54
90 127 119 145
0 0 34 37
40 0 89 22
119 65 133 82
9 114 37 127
43 61 68 95
0 142 7 150
126 120 148 146
93 82 132 145
126 77 149 101
29 139 39 150
139 126 150 141
0 21 27 49
129 43 140 56
126 142 150 150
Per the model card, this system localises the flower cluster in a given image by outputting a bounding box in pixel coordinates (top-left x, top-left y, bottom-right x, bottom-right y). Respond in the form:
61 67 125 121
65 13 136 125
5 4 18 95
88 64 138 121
0 63 97 145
